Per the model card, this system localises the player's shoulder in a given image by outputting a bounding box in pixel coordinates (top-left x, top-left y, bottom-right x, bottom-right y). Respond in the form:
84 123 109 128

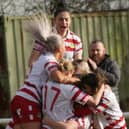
60 84 79 93
37 54 47 64
40 53 56 62
68 31 81 41
103 88 115 100
60 83 75 90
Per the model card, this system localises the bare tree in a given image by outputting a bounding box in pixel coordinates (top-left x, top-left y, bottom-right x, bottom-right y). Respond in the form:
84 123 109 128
0 0 129 16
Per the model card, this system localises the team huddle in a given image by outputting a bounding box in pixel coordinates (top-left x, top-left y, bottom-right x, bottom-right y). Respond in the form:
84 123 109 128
6 6 127 129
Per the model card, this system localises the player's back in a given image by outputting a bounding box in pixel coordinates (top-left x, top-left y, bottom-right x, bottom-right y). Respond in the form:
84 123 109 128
103 88 123 118
42 80 75 121
26 52 58 87
42 80 89 122
16 52 58 103
95 88 127 129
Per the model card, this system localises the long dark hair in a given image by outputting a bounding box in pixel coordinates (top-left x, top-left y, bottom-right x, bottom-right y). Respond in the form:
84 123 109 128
54 4 71 18
79 71 107 93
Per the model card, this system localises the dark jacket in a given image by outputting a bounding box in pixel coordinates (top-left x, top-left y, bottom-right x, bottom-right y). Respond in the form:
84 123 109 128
97 55 121 87
96 55 121 99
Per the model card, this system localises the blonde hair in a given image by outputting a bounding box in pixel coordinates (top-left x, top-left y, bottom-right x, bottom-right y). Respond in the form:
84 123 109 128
46 34 64 52
58 60 74 72
73 59 91 75
25 13 64 53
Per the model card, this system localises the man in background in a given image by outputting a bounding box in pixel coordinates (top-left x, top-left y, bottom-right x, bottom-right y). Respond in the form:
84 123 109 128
88 40 121 100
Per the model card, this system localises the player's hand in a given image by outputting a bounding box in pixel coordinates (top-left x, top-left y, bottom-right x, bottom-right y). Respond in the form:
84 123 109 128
87 58 97 71
68 76 80 84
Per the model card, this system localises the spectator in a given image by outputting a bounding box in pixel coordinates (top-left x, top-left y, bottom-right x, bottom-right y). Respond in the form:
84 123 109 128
87 40 121 100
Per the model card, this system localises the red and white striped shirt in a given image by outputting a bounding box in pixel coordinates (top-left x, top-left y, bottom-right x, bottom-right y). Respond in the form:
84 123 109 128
93 88 127 129
42 80 91 129
33 30 83 61
16 52 58 104
42 80 90 121
63 30 83 60
7 52 58 129
33 40 48 54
